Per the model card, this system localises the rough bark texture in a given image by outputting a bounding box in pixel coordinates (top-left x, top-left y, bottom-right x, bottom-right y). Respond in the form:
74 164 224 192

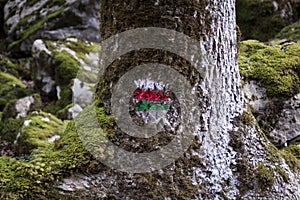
54 1 300 199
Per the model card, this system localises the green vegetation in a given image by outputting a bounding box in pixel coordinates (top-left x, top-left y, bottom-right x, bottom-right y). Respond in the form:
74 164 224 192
0 72 24 87
0 54 19 76
64 38 99 62
276 22 300 42
0 72 33 112
239 40 300 97
13 112 64 155
236 0 290 41
8 7 65 49
283 145 300 158
0 117 23 142
0 122 91 199
267 142 300 181
54 50 80 86
0 106 116 198
256 163 275 191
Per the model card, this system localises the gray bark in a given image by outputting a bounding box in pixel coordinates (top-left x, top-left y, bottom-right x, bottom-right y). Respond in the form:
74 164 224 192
55 1 300 199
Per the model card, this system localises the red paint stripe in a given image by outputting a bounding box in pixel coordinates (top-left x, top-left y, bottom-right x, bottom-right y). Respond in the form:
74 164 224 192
134 89 169 102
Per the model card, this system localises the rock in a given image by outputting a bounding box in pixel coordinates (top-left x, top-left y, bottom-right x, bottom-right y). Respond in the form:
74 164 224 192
4 0 100 55
238 40 300 98
2 93 42 119
0 70 35 112
239 39 300 146
12 111 64 155
243 80 270 112
270 93 300 145
31 38 99 117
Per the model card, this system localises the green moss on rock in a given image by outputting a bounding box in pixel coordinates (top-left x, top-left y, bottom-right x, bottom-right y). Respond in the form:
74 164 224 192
239 40 300 97
0 72 24 87
8 7 66 50
256 163 275 191
0 104 117 198
13 112 64 155
283 145 300 157
63 38 99 62
0 54 19 77
0 121 93 198
54 50 80 86
0 70 35 112
0 117 23 142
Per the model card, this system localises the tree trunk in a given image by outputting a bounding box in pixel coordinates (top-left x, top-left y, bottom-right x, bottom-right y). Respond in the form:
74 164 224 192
57 0 300 199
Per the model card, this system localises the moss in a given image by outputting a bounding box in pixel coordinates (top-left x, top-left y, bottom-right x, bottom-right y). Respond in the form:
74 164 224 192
0 117 23 142
64 38 99 62
256 163 275 192
54 50 80 86
280 149 300 171
266 142 299 181
0 72 24 87
0 71 33 112
56 86 72 107
56 104 72 119
239 40 300 97
283 145 300 157
238 109 255 126
0 103 120 198
0 54 19 77
43 104 61 115
25 0 40 7
0 121 94 198
275 165 289 182
276 22 300 42
30 93 43 111
8 7 66 49
17 57 34 80
280 145 300 171
43 86 72 117
1 94 42 119
13 112 64 155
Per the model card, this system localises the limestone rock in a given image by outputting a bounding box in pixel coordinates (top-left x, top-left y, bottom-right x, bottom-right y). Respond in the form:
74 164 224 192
2 94 42 119
4 0 99 55
13 111 64 155
31 38 99 117
243 80 270 112
270 93 300 145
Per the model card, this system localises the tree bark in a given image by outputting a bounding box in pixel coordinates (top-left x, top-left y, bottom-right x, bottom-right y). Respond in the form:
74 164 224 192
56 1 300 199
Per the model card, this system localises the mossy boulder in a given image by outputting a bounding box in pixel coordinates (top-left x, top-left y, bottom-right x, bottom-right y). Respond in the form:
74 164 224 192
239 40 300 98
0 107 115 198
0 94 42 146
0 121 91 199
0 54 19 76
239 39 300 145
0 71 34 112
236 0 300 41
3 0 99 55
1 93 42 119
32 38 98 117
13 111 64 155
